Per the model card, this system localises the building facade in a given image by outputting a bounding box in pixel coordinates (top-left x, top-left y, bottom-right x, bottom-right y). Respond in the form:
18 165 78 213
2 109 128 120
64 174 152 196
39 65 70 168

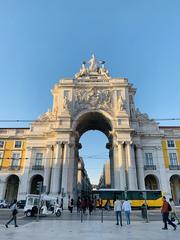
0 55 180 204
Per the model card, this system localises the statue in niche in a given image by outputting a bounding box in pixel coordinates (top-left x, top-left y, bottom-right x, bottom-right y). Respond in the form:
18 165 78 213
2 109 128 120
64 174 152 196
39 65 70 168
118 95 127 111
129 95 135 118
63 95 70 111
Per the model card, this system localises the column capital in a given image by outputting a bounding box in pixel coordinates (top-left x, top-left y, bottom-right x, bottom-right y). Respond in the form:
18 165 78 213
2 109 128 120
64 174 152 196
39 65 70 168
124 141 133 145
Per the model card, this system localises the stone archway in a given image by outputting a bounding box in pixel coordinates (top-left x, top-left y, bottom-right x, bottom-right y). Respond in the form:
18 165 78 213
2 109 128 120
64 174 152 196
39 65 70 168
145 174 159 190
170 175 180 204
30 175 43 194
5 175 19 203
74 111 113 195
47 56 138 201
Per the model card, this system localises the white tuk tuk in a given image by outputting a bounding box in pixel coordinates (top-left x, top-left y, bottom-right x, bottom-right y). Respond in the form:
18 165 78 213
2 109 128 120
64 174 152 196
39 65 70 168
24 194 62 217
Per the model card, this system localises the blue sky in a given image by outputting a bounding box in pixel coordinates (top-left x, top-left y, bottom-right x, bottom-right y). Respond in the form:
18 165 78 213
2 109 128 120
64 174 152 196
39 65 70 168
0 0 180 184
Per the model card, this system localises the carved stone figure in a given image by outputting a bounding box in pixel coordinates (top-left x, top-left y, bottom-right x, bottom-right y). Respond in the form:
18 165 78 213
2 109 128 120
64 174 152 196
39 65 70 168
63 96 70 111
73 88 112 114
74 55 110 80
88 54 98 72
75 62 88 78
118 96 127 111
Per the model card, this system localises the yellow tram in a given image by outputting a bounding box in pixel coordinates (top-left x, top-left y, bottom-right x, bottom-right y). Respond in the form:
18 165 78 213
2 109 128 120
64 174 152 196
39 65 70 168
92 189 163 208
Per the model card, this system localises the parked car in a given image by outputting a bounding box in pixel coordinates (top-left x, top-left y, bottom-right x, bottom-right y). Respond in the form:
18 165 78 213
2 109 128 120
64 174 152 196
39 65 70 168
0 200 8 208
17 200 26 209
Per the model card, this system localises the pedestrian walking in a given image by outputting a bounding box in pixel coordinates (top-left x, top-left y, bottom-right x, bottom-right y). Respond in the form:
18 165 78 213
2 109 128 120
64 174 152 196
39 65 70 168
114 198 122 226
77 196 81 214
5 200 18 228
68 195 71 213
161 196 176 230
122 199 131 225
60 198 64 211
169 198 180 224
70 198 74 213
80 198 86 214
88 198 93 215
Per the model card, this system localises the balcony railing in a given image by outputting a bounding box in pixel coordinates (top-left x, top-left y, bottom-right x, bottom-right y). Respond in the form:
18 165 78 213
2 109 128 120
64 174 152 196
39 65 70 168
32 165 44 171
8 165 21 170
144 165 156 170
169 165 180 170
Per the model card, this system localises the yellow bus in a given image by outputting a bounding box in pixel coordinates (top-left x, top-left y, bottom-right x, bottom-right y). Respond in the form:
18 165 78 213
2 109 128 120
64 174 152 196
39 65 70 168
92 189 162 208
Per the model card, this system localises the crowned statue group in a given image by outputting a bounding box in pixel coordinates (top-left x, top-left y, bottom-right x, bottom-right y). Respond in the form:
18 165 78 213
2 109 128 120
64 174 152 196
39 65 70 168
75 54 110 79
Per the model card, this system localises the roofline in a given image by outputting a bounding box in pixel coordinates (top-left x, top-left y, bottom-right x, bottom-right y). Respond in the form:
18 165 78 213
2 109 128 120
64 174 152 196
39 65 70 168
0 128 30 130
159 126 180 129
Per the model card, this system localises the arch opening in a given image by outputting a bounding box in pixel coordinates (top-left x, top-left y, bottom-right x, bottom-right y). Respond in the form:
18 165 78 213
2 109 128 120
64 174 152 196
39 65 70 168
30 174 44 195
145 174 159 190
5 175 19 203
74 112 113 197
170 175 180 204
75 111 112 140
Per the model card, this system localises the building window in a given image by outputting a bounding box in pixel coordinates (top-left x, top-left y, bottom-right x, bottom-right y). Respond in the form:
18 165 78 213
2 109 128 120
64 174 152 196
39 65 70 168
145 153 153 166
35 153 43 166
0 140 4 148
167 140 175 148
169 153 178 166
14 141 22 148
0 152 3 167
12 152 20 167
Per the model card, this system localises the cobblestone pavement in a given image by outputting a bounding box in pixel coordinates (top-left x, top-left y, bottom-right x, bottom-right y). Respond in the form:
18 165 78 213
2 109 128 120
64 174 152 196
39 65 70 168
0 220 180 240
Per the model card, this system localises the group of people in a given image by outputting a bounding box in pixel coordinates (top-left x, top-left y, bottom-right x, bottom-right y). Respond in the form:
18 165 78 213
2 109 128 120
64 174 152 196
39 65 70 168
4 196 180 231
68 196 94 215
114 198 132 226
161 196 180 230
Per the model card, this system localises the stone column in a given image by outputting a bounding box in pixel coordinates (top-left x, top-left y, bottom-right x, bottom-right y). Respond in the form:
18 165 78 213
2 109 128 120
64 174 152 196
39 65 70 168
126 142 138 190
113 143 120 188
109 146 114 188
61 142 69 198
50 141 62 195
118 142 126 190
18 147 32 199
67 143 75 196
43 145 52 194
136 146 145 190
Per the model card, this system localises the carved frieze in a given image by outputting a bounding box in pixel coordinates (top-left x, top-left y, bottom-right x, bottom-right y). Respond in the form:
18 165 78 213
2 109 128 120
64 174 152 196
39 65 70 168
74 88 112 113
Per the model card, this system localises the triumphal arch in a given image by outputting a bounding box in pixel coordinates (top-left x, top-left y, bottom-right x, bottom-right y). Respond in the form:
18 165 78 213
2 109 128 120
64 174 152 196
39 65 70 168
25 54 165 201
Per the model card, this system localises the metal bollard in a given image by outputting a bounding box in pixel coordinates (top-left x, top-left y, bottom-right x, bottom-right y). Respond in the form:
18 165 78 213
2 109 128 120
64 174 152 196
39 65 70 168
101 208 103 223
80 209 83 223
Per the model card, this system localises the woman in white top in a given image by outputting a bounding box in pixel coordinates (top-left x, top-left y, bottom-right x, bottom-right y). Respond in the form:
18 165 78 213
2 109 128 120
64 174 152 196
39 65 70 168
122 199 132 225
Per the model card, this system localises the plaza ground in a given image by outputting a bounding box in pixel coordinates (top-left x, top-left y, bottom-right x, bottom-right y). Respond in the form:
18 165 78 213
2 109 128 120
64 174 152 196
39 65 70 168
0 220 180 240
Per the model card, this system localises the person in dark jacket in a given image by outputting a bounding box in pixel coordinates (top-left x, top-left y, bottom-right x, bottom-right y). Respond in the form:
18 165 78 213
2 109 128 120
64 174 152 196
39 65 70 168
161 196 176 230
5 200 18 228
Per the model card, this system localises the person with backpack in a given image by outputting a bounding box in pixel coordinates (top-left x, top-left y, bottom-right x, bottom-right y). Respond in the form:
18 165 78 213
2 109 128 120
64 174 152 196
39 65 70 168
5 199 18 228
161 196 176 230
